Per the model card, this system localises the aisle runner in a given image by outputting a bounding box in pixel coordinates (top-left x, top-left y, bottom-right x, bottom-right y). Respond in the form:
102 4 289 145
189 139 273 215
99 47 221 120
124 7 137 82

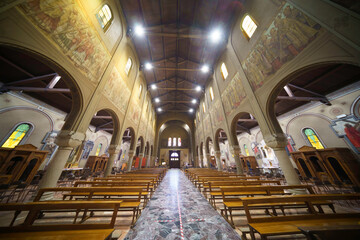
124 169 241 240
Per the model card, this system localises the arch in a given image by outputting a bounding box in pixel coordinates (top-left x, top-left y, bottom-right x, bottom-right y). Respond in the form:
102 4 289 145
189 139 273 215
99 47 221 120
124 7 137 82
122 127 136 150
136 136 145 153
19 158 38 182
298 158 312 178
205 137 213 154
0 44 84 132
230 112 258 146
302 127 325 149
92 108 121 145
266 62 360 135
327 157 352 183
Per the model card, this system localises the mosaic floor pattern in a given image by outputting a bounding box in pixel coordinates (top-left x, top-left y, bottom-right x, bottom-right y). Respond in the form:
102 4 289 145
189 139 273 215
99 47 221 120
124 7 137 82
124 169 241 240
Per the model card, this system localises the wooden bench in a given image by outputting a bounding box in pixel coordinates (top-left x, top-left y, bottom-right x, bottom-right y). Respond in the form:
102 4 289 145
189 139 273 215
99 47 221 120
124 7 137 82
220 185 335 227
0 200 121 238
241 194 360 240
34 187 144 225
74 181 154 196
208 180 282 206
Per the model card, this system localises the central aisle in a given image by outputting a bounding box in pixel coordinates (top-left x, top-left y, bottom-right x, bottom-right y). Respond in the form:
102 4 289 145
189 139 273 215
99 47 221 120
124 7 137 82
124 169 241 240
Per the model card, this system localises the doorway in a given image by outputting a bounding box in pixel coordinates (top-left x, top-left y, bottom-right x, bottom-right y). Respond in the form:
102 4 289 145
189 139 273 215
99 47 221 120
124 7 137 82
169 150 180 168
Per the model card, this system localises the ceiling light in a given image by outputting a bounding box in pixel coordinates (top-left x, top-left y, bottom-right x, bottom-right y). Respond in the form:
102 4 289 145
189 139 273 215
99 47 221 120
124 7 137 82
157 107 162 112
145 62 153 70
189 108 194 113
151 84 157 90
134 25 145 36
192 99 197 104
155 98 160 103
209 28 222 43
201 65 209 73
195 86 202 92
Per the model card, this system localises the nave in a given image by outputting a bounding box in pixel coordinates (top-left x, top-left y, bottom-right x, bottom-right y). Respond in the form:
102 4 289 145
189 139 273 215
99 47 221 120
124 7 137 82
124 169 240 240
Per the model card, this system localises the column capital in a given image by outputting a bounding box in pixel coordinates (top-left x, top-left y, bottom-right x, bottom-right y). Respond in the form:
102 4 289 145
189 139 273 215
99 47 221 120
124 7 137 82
139 152 145 157
215 151 221 158
263 133 287 149
55 130 85 148
107 144 122 154
128 150 135 155
229 145 241 155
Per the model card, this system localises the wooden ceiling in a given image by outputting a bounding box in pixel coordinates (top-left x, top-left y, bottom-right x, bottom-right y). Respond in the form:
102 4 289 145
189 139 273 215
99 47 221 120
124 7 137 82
119 0 243 114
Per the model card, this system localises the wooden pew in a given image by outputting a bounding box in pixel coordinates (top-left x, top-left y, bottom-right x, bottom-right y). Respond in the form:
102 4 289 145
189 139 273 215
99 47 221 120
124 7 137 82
220 185 335 227
208 180 282 206
241 194 360 240
34 187 144 225
0 200 121 239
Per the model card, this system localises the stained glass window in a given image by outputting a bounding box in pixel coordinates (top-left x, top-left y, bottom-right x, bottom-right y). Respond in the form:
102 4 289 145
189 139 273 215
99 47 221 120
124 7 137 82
241 15 257 39
96 4 113 31
1 123 31 148
178 138 181 147
244 144 250 156
173 137 176 147
303 128 324 149
220 63 228 80
95 143 102 156
168 137 172 147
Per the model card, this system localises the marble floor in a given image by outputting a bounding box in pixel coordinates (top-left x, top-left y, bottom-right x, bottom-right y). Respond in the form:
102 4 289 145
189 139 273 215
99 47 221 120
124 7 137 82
124 169 241 240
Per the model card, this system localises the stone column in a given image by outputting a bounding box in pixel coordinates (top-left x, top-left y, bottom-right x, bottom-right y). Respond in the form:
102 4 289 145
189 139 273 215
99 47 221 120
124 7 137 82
215 151 223 171
230 145 244 175
195 156 199 168
138 153 145 169
199 155 204 168
127 150 135 171
39 130 85 189
205 153 211 169
104 145 121 176
265 134 301 186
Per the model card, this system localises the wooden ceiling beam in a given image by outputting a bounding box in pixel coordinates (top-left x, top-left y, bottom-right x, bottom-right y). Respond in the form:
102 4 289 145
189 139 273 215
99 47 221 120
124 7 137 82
155 87 200 91
277 96 331 105
236 123 251 134
0 56 34 77
92 116 112 119
152 67 200 71
5 73 58 86
3 86 70 93
237 119 257 122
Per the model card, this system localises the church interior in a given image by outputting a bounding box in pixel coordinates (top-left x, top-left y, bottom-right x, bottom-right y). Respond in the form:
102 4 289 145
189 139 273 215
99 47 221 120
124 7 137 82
0 0 360 239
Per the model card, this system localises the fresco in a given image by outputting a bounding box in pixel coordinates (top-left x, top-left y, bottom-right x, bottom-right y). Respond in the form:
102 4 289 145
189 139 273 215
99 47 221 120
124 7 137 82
104 67 131 114
221 72 246 115
241 3 323 91
210 99 225 128
19 0 111 84
203 116 212 137
127 97 141 125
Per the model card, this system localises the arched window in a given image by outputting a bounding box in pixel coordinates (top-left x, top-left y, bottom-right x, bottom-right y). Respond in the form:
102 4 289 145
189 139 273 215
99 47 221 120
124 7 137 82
173 137 176 147
220 62 228 80
244 144 250 156
125 57 132 75
209 87 214 101
178 138 181 147
139 84 143 98
303 128 324 149
168 137 172 147
96 4 113 31
241 14 257 39
95 143 102 156
1 123 32 148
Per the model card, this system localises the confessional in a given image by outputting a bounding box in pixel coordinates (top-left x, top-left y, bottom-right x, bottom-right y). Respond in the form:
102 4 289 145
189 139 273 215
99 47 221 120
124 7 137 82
0 144 48 184
84 154 109 172
290 146 360 186
240 156 258 172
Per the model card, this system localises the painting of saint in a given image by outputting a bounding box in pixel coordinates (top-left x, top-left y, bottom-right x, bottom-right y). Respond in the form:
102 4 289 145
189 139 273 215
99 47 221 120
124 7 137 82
330 115 360 153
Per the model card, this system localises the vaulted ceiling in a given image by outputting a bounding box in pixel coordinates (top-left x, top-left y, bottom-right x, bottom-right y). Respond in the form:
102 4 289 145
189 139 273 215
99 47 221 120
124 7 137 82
119 0 243 114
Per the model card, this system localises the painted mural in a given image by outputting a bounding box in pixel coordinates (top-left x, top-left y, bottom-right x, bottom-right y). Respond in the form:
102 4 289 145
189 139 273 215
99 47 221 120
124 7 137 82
210 99 225 128
242 3 323 91
203 116 212 137
105 67 131 114
127 97 141 125
221 72 246 115
19 0 111 83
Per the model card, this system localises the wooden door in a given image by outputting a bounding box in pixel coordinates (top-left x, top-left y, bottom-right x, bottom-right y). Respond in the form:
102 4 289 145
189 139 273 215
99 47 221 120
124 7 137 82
169 150 180 168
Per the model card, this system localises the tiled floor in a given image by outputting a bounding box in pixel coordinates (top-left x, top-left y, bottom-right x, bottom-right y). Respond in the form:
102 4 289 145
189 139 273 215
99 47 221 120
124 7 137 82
124 169 241 240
